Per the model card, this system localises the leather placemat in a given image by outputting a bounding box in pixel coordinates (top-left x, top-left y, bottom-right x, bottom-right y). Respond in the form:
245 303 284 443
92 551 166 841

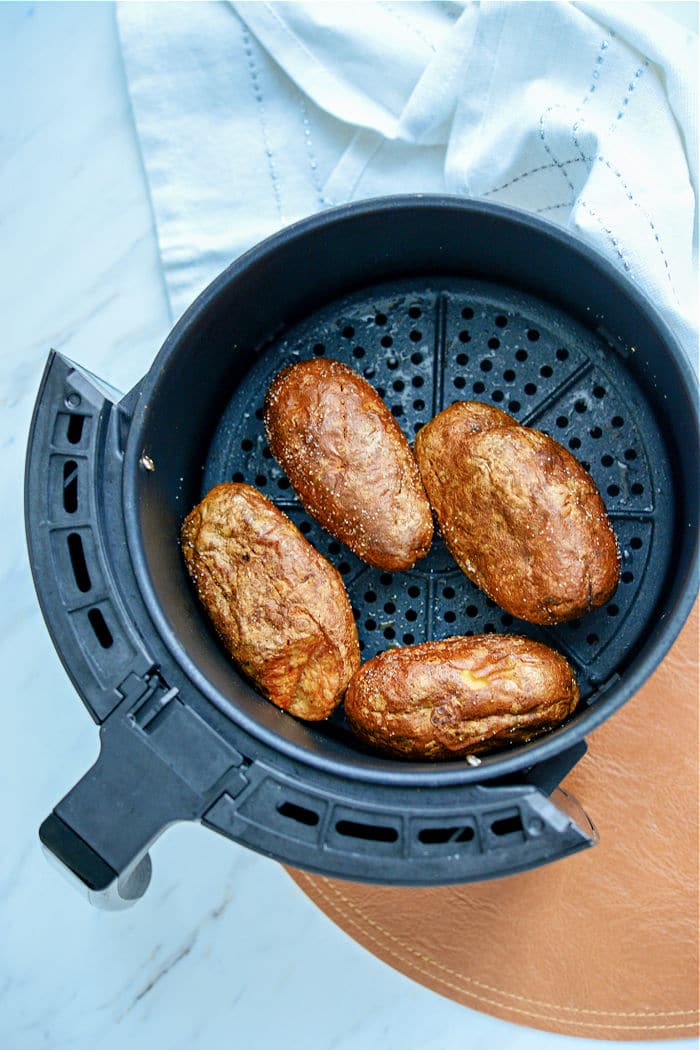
288 604 699 1040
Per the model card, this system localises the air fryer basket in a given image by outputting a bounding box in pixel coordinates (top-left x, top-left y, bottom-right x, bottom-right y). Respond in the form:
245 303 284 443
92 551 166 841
27 198 698 907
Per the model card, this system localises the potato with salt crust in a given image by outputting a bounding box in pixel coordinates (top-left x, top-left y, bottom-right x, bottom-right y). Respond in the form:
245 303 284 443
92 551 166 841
264 358 433 570
345 635 579 760
414 402 620 624
181 483 360 721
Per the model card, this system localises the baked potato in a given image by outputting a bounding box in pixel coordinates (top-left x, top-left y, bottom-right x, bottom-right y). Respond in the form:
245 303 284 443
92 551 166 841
181 482 360 720
345 635 579 759
414 402 620 624
264 358 433 570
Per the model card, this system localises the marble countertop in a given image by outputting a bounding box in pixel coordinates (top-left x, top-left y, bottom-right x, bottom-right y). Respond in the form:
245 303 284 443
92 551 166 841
1 4 695 1049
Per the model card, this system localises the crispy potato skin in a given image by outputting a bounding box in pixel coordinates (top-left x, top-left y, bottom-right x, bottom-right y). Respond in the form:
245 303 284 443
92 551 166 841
345 635 579 759
264 358 433 570
181 483 360 720
415 402 620 624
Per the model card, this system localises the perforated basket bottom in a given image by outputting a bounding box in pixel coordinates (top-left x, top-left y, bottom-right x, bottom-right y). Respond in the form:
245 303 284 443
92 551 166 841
203 278 672 742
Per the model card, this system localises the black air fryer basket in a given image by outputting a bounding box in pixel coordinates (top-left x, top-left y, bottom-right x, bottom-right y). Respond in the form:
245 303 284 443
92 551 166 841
26 198 698 908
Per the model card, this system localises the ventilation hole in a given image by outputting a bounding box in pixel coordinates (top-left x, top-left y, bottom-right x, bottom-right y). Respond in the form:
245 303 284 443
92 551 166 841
241 438 253 451
384 601 396 614
556 347 569 360
406 609 418 622
365 618 377 631
465 630 474 636
408 305 422 319
299 520 312 534
413 399 425 411
277 801 319 827
461 307 474 320
353 346 365 358
491 814 523 836
413 421 422 433
459 330 471 343
624 448 637 461
473 381 485 394
575 400 587 414
443 586 455 599
484 623 496 633
524 383 537 395
232 472 245 483
488 337 500 350
556 416 568 428
540 365 553 378
376 386 386 397
418 826 462 844
503 369 515 382
480 359 493 372
391 405 403 417
328 541 341 555
411 351 423 364
611 415 624 428
63 461 78 514
364 591 377 603
454 376 466 389
456 352 469 366
262 447 273 459
68 533 91 592
608 603 620 616
359 640 366 651
500 614 514 627
495 315 507 328
569 437 581 450
381 335 393 348
593 385 606 399
410 330 422 343
353 608 361 620
403 633 415 645
342 325 354 338
67 414 85 444
364 367 376 379
380 573 393 585
601 454 614 467
375 312 387 326
277 477 290 490
515 349 528 362
338 562 351 576
383 627 395 639
581 460 591 471
466 605 478 617
631 482 644 495
407 585 420 598
607 484 620 496
630 536 643 549
412 376 424 387
508 400 521 413
622 570 634 583
527 329 540 342
312 343 325 356
492 390 504 402
336 820 398 843
255 474 267 487
590 426 602 439
444 611 456 623
88 607 113 649
587 633 599 645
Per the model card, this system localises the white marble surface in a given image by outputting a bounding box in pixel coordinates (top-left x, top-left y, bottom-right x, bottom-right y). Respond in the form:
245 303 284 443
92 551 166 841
0 4 695 1049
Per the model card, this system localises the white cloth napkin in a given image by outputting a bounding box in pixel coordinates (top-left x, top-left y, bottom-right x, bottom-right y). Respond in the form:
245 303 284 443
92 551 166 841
117 1 697 359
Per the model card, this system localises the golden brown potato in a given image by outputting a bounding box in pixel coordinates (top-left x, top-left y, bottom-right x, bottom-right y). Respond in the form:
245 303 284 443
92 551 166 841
264 358 433 570
181 483 360 720
345 635 579 759
414 402 620 624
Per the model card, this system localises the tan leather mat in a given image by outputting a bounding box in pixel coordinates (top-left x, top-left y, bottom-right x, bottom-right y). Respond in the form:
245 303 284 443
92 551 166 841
288 604 699 1040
